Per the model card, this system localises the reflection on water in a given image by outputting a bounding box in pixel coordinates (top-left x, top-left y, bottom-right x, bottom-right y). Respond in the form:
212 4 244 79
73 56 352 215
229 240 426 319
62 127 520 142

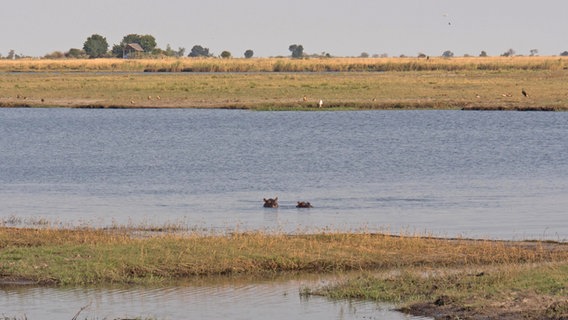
0 275 430 320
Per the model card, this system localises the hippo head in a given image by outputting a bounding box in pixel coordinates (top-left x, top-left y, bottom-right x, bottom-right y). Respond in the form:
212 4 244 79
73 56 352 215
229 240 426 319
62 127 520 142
296 201 313 208
263 197 279 208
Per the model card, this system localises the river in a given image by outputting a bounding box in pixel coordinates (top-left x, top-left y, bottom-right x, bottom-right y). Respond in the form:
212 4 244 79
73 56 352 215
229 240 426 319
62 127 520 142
1 108 566 239
1 108 567 319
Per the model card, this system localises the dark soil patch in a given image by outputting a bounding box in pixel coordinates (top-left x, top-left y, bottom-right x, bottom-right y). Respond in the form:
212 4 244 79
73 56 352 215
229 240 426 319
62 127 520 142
400 294 568 320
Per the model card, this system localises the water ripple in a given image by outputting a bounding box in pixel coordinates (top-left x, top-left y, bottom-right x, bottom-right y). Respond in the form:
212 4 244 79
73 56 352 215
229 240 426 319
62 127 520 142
0 276 429 320
1 109 567 239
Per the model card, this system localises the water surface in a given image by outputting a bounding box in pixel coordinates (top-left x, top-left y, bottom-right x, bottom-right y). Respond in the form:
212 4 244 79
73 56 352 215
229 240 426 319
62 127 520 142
1 108 566 319
1 108 567 240
0 275 429 320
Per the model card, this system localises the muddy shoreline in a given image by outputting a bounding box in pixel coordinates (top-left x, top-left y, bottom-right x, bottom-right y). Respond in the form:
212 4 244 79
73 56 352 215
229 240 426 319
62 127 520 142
1 99 565 111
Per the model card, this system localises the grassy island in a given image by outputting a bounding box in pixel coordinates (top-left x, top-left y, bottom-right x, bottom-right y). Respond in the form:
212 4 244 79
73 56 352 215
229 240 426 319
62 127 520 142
1 226 567 319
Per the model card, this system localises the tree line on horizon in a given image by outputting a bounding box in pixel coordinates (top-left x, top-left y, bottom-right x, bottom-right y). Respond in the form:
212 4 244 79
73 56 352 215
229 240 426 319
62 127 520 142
2 33 568 60
1 33 259 60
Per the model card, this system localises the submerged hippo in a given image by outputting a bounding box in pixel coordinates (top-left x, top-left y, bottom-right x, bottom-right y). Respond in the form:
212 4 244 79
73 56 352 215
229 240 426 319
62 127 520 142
296 201 313 208
263 197 279 208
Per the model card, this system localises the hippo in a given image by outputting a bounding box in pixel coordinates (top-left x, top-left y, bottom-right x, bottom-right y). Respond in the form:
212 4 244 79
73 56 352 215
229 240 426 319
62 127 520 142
296 201 313 208
263 197 279 208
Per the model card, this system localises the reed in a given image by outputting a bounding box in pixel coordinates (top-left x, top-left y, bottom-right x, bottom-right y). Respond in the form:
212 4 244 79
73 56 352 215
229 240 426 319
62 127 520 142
1 56 568 73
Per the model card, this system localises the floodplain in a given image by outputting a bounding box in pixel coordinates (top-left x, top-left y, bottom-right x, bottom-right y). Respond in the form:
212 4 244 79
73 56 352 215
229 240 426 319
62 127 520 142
2 56 568 319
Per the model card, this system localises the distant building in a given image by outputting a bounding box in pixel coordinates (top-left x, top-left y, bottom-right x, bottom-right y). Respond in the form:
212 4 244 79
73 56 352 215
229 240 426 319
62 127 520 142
123 43 144 58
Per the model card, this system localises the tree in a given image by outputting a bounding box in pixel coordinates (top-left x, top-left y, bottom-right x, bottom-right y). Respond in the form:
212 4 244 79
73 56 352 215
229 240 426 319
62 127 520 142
65 48 86 58
139 35 157 52
220 51 232 59
289 44 304 58
163 44 185 57
83 34 108 58
111 44 124 58
244 49 254 58
188 45 211 57
529 49 538 56
161 44 185 57
442 50 454 58
44 51 65 59
501 48 515 57
560 51 568 56
164 44 176 57
479 51 488 57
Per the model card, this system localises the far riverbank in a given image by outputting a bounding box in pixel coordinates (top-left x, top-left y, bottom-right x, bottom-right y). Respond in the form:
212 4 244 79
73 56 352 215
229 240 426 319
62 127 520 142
1 68 568 111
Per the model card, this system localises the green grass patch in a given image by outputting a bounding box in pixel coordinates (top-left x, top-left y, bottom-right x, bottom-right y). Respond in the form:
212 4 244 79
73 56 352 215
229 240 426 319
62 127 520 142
310 263 568 319
1 227 566 286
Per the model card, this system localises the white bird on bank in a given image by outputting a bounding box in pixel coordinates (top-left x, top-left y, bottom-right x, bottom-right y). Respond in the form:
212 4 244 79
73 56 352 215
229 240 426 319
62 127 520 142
318 99 323 108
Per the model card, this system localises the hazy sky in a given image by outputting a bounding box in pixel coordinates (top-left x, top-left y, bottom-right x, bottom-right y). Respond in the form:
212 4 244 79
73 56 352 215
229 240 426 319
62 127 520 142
2 0 568 58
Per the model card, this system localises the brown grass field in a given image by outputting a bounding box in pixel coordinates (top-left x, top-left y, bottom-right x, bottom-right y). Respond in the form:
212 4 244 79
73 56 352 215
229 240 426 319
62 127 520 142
1 56 568 111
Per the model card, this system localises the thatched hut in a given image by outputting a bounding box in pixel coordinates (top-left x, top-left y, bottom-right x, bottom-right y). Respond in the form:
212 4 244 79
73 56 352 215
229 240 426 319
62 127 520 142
123 43 144 58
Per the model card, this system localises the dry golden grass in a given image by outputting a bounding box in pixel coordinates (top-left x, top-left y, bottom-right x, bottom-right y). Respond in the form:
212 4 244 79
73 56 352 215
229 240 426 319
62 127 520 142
1 56 568 72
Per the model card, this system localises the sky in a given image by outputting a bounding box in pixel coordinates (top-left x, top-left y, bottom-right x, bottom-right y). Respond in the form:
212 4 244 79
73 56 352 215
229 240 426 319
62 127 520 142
1 0 568 58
